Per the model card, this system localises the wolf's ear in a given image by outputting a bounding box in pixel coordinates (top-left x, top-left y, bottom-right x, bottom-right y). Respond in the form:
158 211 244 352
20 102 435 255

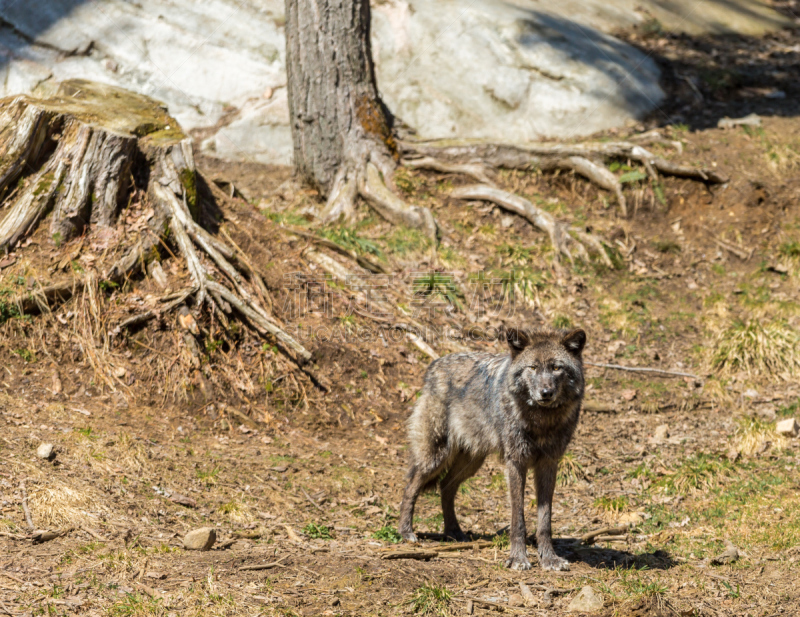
505 328 530 356
561 328 586 356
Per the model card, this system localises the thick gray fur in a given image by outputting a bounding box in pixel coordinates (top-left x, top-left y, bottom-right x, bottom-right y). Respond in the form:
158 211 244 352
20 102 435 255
398 327 586 571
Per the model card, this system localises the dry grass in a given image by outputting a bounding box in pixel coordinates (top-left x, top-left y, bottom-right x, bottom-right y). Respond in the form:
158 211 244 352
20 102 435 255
711 318 800 379
557 453 584 486
734 415 787 456
26 481 106 528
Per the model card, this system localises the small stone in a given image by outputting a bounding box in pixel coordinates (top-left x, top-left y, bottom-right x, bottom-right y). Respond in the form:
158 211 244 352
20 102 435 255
500 216 514 228
711 543 739 565
330 598 340 607
508 593 524 607
776 418 799 438
519 582 536 605
567 586 604 613
36 443 55 460
183 527 216 551
653 424 670 442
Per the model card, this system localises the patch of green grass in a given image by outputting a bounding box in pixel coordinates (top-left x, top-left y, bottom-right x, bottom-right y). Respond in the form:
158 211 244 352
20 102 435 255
779 240 800 258
302 522 333 540
553 314 572 329
619 169 648 184
616 566 668 600
410 583 452 616
594 495 629 512
108 593 163 617
196 465 221 485
655 453 733 495
386 226 430 255
320 227 383 257
265 210 311 226
372 525 402 543
492 531 510 549
489 472 506 492
627 462 656 481
778 399 800 418
219 501 240 515
413 272 464 311
12 348 36 362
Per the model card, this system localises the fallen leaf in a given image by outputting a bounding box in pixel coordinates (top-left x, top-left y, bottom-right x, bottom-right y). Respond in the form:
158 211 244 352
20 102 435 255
620 389 637 401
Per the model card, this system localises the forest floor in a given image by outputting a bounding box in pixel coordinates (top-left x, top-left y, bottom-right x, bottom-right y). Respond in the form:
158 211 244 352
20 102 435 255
1 25 800 617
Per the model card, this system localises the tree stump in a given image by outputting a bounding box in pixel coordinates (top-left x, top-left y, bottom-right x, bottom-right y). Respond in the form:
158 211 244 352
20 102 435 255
0 79 310 362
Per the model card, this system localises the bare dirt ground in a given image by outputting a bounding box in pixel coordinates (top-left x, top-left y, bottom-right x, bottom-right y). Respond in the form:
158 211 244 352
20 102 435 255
1 23 800 617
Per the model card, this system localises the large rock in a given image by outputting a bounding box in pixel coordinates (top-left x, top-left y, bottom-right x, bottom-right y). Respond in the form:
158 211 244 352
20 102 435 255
183 527 216 551
0 0 789 165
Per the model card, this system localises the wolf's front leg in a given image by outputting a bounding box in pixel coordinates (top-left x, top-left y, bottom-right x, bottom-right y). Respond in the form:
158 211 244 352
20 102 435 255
534 458 570 571
503 461 531 570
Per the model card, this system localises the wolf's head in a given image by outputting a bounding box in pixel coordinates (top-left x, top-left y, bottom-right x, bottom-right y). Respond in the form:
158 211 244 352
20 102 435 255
505 327 586 409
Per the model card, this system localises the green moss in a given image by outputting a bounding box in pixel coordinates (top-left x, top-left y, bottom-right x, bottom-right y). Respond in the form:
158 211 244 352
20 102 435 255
32 172 55 196
180 168 198 219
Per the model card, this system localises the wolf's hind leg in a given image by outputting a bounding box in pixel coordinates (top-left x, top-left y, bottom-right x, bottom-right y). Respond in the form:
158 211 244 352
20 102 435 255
440 453 485 541
398 456 449 543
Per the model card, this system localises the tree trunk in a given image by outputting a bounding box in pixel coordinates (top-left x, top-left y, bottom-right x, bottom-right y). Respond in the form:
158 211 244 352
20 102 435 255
285 0 434 233
285 0 394 193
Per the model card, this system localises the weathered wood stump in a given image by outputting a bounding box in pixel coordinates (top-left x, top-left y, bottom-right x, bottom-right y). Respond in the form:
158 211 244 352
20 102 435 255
0 79 309 362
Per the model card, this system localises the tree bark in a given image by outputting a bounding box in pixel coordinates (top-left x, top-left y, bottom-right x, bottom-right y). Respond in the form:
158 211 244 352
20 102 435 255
285 0 396 199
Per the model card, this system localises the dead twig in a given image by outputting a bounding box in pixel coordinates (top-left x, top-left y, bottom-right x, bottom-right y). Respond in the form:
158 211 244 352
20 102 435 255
238 555 290 571
19 482 33 532
585 362 700 380
300 486 325 512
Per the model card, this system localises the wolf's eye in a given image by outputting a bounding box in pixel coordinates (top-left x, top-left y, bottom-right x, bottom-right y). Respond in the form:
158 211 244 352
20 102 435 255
553 366 563 373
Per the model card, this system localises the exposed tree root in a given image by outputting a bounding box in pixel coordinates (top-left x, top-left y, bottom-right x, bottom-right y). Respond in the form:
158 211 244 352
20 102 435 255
402 156 496 186
451 184 612 268
359 162 438 246
401 138 727 216
0 80 311 369
317 160 439 258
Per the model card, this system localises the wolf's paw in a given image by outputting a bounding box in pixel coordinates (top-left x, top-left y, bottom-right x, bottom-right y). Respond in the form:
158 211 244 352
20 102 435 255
540 554 570 571
401 531 419 543
504 556 532 571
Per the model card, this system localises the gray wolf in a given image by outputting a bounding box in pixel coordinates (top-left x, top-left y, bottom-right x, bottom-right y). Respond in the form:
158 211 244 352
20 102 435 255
398 327 586 571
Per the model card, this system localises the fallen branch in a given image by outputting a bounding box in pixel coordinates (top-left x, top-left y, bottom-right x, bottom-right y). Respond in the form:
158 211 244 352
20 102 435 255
579 525 629 546
585 362 700 380
238 555 291 571
378 540 492 553
380 550 438 561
